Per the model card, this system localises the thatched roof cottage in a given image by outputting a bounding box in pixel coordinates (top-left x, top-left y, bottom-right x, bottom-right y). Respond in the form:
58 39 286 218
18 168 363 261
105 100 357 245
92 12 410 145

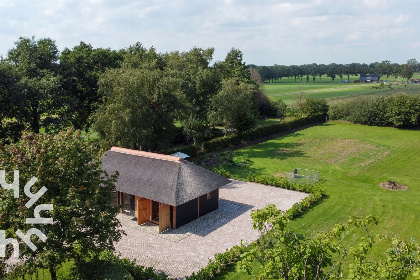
102 147 230 232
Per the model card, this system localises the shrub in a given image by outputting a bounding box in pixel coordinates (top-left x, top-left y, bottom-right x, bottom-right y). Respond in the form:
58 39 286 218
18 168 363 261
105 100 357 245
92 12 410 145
187 174 325 279
246 174 324 219
186 245 247 280
329 94 420 128
386 94 420 128
70 250 169 280
258 97 288 117
290 96 329 118
0 119 25 143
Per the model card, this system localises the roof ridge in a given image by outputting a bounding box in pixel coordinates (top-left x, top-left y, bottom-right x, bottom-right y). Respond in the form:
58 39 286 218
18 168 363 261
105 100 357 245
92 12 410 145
110 147 183 162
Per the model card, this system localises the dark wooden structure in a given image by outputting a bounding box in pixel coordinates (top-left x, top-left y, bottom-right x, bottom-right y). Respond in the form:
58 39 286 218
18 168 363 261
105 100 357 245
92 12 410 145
103 147 229 233
360 74 379 83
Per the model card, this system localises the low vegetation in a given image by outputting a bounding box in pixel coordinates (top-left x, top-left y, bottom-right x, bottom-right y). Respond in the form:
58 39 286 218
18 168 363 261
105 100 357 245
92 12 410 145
211 121 420 279
329 93 420 128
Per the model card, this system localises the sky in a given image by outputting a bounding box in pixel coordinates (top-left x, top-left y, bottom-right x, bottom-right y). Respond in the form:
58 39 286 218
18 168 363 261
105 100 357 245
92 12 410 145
0 0 419 66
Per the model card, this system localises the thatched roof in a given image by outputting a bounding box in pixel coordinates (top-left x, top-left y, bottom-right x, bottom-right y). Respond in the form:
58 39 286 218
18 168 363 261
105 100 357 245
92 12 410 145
102 147 230 206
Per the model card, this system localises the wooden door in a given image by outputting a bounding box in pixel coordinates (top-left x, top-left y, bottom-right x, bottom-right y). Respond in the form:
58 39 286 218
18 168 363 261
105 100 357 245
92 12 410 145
159 203 171 233
136 198 150 225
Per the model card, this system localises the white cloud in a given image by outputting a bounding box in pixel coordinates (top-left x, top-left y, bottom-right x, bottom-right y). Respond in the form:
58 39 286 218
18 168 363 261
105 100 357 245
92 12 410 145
0 0 419 64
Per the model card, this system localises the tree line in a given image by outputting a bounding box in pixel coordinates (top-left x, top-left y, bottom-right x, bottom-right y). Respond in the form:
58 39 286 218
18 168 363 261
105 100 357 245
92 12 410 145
252 59 418 83
0 36 286 149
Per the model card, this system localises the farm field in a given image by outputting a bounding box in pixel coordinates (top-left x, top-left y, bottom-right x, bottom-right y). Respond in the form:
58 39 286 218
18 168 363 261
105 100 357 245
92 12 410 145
216 121 420 278
263 74 420 104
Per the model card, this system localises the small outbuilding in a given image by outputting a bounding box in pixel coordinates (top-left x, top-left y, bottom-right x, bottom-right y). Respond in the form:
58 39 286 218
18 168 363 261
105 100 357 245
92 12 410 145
102 147 230 233
359 74 379 83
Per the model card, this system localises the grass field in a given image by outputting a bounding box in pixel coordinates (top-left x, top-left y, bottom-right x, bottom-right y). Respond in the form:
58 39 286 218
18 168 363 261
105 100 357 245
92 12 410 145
216 121 420 279
263 73 420 104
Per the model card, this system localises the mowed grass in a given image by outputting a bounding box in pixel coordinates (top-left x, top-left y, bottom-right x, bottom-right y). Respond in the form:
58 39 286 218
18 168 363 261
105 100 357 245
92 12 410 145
217 121 420 278
263 74 420 104
228 121 420 236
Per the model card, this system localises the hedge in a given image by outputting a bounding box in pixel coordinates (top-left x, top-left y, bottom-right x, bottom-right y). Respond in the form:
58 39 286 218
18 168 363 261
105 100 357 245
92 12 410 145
66 250 169 280
185 174 325 279
185 244 247 280
329 93 420 128
246 174 325 220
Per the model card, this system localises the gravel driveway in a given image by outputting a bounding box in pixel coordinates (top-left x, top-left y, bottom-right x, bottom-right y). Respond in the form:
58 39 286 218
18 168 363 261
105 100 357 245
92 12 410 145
114 179 309 278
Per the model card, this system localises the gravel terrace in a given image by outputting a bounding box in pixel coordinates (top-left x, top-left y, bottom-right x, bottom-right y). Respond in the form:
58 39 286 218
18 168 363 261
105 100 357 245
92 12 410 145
114 179 309 278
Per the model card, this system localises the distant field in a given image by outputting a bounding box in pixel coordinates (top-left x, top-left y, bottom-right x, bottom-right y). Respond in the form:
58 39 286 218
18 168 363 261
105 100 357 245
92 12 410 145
217 121 420 279
263 73 420 104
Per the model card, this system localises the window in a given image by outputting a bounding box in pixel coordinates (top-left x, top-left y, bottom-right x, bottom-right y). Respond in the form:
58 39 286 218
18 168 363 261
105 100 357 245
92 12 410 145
207 192 212 199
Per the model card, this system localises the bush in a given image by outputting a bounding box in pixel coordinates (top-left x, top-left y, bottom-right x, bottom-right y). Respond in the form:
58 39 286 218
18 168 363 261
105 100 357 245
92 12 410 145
186 174 325 279
186 245 247 280
70 250 169 280
386 94 420 127
246 174 325 219
290 96 329 118
0 119 25 143
258 97 288 117
329 94 420 128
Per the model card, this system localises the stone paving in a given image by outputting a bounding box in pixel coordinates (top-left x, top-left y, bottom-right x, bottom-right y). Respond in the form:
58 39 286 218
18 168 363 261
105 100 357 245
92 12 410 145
114 179 309 278
118 199 243 242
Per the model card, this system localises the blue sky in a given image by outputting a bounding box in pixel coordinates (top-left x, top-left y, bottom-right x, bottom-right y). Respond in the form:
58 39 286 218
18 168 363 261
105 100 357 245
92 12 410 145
0 0 419 65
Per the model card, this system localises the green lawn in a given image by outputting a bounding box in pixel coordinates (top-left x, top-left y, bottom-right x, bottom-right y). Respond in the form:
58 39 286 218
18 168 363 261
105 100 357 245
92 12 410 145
217 121 420 278
264 82 373 103
263 74 420 104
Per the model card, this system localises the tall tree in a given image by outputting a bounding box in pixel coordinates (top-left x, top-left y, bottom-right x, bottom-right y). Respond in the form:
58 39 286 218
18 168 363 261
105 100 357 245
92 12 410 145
164 48 220 143
215 48 250 82
406 58 419 72
92 67 181 150
4 37 63 133
209 78 258 133
0 59 23 142
0 130 123 280
326 63 339 81
400 64 414 83
60 42 123 130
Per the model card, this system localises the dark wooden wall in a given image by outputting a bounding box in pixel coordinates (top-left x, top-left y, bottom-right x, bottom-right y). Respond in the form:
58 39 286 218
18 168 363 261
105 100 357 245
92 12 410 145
175 198 198 228
174 189 219 228
199 189 219 217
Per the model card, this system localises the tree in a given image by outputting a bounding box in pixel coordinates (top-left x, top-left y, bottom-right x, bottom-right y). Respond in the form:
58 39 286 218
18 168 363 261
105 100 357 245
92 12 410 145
375 60 392 80
249 67 263 84
406 58 419 72
4 36 63 133
268 64 289 82
317 64 326 81
342 64 352 81
215 48 250 82
0 129 123 280
258 66 275 83
326 63 339 81
400 64 414 83
0 59 24 143
209 78 258 133
163 47 220 143
59 42 123 131
288 65 302 82
92 67 181 151
239 204 420 280
292 95 328 118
